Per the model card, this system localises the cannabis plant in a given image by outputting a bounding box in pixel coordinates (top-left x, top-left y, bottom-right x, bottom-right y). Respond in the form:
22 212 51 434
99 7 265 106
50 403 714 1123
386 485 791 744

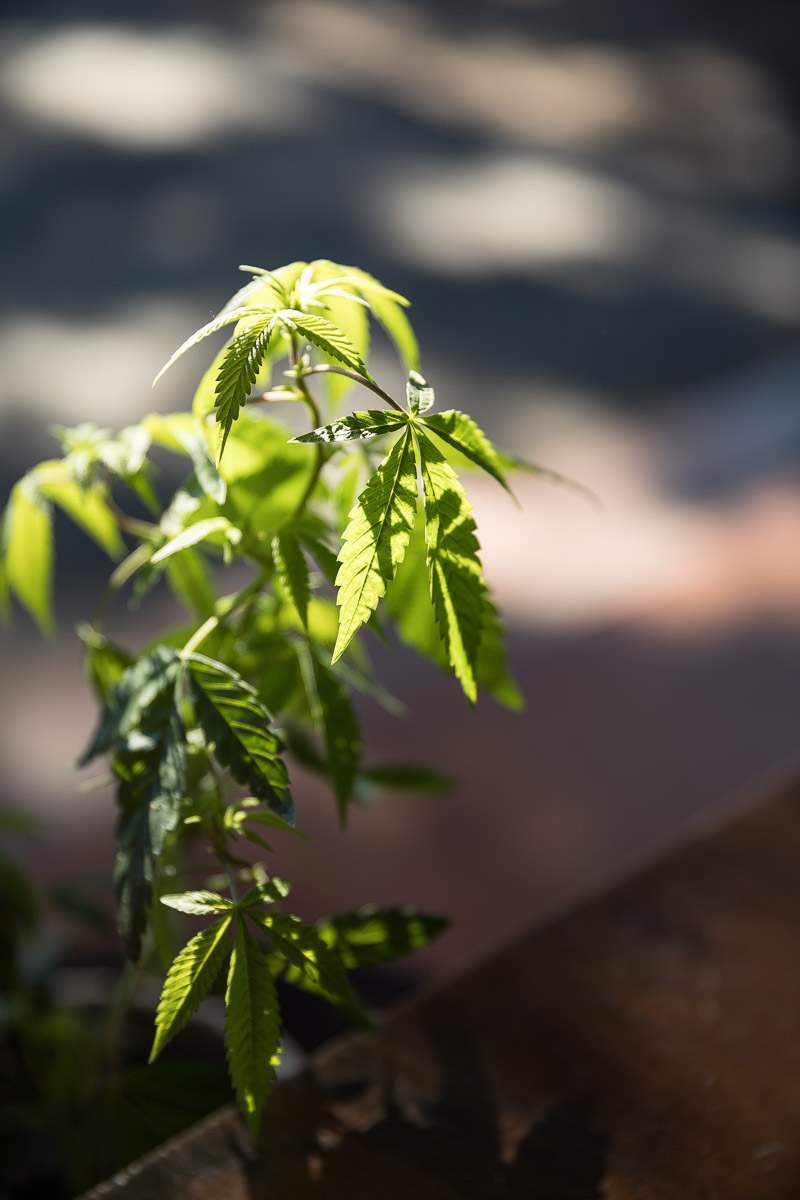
0 260 533 1136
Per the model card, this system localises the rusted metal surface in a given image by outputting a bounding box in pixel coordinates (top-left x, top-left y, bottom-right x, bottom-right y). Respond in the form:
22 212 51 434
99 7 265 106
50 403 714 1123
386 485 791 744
84 778 800 1198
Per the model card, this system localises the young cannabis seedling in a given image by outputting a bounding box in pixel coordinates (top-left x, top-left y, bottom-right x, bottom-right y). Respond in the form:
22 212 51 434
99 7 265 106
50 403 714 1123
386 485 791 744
0 259 561 1133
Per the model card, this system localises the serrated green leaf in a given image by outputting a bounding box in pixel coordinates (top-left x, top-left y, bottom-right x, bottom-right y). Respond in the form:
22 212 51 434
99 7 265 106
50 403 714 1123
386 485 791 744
160 891 234 915
186 653 293 823
304 264 371 406
420 411 511 494
406 371 435 415
153 305 275 386
151 516 240 565
224 919 281 1132
254 911 363 1017
150 916 232 1062
277 309 367 375
362 764 455 793
333 428 417 662
271 531 310 627
299 648 361 825
417 431 487 705
317 906 448 967
291 410 407 445
214 318 277 463
81 645 182 764
2 478 53 633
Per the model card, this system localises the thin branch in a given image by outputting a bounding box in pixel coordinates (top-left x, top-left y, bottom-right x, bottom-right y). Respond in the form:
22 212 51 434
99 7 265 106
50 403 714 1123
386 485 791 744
304 364 404 412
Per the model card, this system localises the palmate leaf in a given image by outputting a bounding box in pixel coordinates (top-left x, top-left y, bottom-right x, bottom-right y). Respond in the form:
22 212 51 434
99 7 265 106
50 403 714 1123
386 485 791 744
277 309 367 375
152 304 276 386
317 906 448 968
214 318 277 463
420 411 512 494
150 916 233 1062
333 427 417 662
224 918 281 1133
291 410 407 445
271 531 310 627
253 911 364 1018
186 653 293 823
416 431 487 705
1 478 53 633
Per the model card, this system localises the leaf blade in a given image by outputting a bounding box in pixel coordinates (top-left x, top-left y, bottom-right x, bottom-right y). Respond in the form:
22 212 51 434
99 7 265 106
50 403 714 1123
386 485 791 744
224 919 281 1133
150 916 232 1062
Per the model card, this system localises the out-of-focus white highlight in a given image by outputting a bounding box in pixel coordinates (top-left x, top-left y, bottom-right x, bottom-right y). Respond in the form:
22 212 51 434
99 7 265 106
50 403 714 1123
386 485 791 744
0 25 309 149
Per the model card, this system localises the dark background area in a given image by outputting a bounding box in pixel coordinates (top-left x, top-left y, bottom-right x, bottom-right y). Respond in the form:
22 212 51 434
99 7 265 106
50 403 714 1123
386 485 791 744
2 0 800 1012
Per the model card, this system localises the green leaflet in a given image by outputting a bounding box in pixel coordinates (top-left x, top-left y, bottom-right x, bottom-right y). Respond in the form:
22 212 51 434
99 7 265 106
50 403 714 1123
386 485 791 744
153 304 276 386
214 319 276 463
2 478 54 633
362 764 455 793
297 645 361 825
271 531 310 627
151 516 240 565
253 911 363 1018
416 431 487 705
305 263 371 406
150 916 232 1062
291 410 407 445
81 645 183 764
333 427 417 662
186 653 293 824
420 411 511 495
277 309 367 375
34 463 125 559
224 919 281 1133
406 371 435 415
160 891 234 915
332 264 419 371
316 906 448 967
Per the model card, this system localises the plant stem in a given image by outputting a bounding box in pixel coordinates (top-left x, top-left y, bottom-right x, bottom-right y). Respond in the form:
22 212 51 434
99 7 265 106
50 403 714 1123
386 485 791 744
181 615 219 656
304 364 404 412
289 334 327 519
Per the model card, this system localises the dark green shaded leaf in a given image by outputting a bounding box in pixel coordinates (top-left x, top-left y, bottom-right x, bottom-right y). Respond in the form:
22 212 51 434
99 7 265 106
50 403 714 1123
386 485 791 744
300 648 361 824
254 911 363 1018
272 531 310 627
224 919 281 1132
362 764 455 793
186 653 293 823
317 905 448 967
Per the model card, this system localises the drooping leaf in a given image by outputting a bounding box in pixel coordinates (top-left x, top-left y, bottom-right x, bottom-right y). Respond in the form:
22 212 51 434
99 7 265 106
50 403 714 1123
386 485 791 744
298 647 361 825
2 478 54 633
35 463 125 558
80 645 183 764
214 318 277 463
160 891 234 915
333 427 417 662
290 410 407 445
316 906 448 967
420 411 511 494
224 918 281 1133
150 916 232 1062
271 531 310 627
406 371 435 415
153 305 276 386
186 653 293 823
254 911 363 1017
151 516 240 565
277 309 367 375
331 264 419 371
417 431 488 705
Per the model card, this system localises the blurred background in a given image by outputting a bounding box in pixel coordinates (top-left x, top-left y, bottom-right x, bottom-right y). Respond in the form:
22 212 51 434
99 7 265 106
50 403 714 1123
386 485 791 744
2 0 800 1019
